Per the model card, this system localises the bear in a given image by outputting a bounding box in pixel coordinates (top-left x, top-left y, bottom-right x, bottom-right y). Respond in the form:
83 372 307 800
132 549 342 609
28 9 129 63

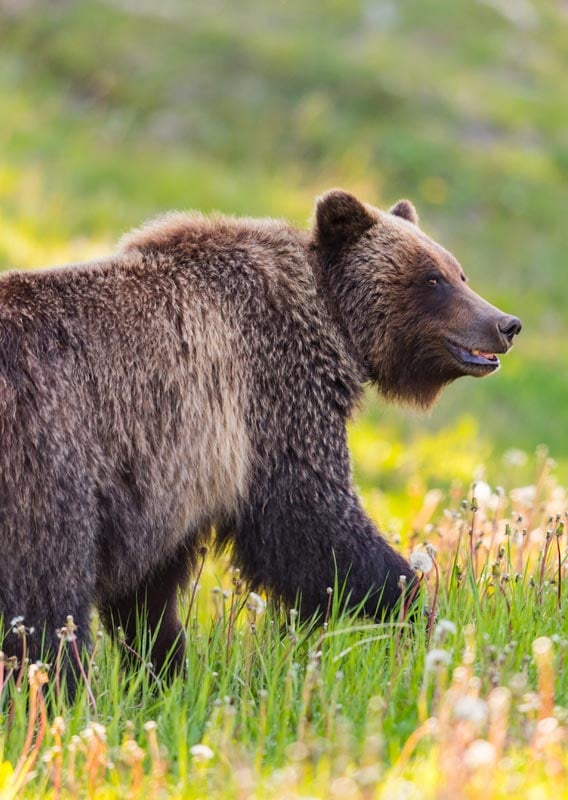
0 189 521 682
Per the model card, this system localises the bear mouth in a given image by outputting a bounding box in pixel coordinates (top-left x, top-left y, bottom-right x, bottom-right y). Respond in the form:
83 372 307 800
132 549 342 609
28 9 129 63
445 340 502 374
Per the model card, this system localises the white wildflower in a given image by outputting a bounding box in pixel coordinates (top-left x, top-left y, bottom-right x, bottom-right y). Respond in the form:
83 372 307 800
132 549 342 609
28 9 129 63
503 448 528 468
435 619 457 637
473 481 492 504
190 744 214 763
425 649 451 672
463 739 496 770
246 592 266 615
510 486 537 505
409 550 433 574
453 696 488 726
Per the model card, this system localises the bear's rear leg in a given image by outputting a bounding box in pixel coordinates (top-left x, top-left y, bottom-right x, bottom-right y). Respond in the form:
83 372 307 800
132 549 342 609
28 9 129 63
99 546 192 679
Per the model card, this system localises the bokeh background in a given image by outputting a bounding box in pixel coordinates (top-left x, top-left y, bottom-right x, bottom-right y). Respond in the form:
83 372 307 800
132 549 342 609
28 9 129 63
1 0 567 532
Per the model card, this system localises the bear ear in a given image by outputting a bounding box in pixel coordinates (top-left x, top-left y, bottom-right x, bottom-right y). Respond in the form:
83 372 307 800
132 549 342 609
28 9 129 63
389 199 419 225
315 189 376 247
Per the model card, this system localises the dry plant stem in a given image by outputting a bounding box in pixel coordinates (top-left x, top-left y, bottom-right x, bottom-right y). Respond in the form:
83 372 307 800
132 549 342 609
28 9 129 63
119 639 160 683
427 559 440 644
55 636 65 708
448 517 465 594
556 528 563 611
10 674 48 798
225 586 237 668
52 726 63 800
85 732 105 797
71 638 97 713
489 491 503 552
469 502 478 578
225 575 244 668
395 718 437 773
539 530 554 602
184 546 207 630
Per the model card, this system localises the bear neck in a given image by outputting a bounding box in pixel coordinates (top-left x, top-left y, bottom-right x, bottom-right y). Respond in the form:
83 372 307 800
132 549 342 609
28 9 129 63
308 242 373 384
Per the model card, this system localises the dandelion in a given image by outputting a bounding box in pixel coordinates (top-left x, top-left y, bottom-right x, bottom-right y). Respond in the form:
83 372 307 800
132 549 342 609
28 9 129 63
434 620 457 642
463 739 496 769
57 615 78 643
425 542 438 559
473 481 492 504
190 744 214 763
453 696 488 726
425 649 451 672
410 550 433 574
510 486 537 505
246 592 266 615
503 448 528 467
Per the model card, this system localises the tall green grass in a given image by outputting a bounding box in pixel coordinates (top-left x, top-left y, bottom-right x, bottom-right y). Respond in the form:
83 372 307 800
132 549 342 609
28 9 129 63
1 457 568 798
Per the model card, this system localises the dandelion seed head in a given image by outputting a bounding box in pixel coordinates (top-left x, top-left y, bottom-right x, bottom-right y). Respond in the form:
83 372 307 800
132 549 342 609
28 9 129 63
410 551 434 574
435 619 457 638
190 744 214 762
425 649 451 671
453 696 488 726
246 592 266 615
473 481 492 504
463 739 496 770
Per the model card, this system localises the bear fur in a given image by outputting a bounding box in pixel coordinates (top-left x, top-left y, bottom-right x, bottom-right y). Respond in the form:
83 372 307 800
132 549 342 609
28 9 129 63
0 190 520 678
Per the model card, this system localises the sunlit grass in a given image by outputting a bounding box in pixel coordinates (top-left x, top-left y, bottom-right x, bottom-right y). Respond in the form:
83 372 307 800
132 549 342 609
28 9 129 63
1 452 567 798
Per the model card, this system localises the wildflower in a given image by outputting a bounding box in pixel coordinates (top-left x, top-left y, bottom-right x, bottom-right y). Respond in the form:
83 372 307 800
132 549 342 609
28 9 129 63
409 551 433 574
190 744 214 763
463 739 496 769
473 481 492 504
424 542 438 560
510 486 537 505
435 619 457 638
50 717 66 737
57 615 78 642
246 592 266 615
503 448 528 468
425 649 451 671
453 696 488 726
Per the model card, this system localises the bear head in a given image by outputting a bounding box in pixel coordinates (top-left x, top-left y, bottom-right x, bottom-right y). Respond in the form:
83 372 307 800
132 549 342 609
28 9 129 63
313 189 521 409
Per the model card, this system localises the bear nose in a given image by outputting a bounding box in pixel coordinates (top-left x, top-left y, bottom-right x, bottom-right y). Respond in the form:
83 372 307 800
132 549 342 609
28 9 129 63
498 315 522 340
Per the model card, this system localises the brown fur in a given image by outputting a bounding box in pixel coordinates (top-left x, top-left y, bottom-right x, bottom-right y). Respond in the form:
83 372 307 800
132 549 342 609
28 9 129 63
0 191 520 686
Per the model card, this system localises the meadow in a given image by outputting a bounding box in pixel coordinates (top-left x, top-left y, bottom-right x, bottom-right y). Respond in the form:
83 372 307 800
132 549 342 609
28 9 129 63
0 0 567 796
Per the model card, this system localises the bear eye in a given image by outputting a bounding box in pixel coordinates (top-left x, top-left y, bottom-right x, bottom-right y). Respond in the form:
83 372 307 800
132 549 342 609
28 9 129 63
427 275 439 287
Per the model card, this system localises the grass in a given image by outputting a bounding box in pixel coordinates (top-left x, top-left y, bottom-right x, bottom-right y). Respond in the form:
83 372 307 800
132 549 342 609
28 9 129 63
1 453 568 798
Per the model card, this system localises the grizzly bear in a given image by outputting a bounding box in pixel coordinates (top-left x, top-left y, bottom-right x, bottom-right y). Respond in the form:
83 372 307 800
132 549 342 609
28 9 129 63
0 190 520 679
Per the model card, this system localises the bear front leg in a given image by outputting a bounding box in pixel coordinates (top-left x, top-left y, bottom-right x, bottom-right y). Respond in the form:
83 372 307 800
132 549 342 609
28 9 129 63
220 464 415 621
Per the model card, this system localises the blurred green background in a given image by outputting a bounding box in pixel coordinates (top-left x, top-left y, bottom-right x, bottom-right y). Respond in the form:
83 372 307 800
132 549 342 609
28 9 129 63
1 0 567 528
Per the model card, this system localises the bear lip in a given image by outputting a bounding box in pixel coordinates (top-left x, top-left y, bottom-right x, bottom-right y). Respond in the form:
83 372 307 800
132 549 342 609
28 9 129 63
444 339 504 372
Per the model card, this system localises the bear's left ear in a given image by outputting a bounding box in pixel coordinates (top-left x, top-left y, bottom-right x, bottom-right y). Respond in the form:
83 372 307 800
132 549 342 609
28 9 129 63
315 189 376 248
389 199 419 225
